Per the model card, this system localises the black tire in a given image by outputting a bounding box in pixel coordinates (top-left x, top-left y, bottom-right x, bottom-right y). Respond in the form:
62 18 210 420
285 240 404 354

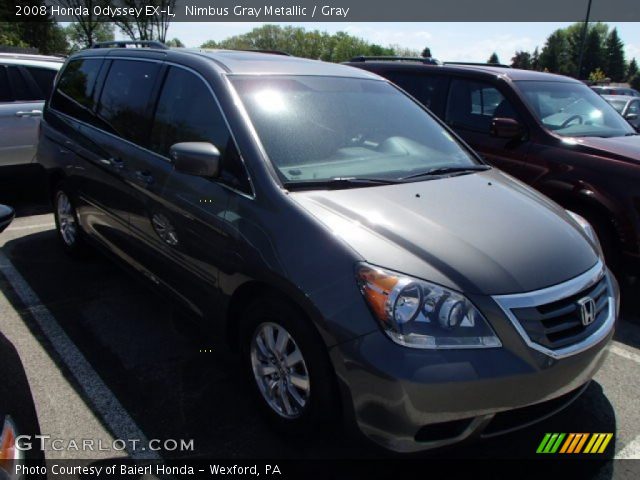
53 186 88 258
240 294 339 436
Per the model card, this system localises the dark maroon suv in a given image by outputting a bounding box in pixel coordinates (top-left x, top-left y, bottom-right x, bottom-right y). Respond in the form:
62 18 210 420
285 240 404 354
346 58 640 271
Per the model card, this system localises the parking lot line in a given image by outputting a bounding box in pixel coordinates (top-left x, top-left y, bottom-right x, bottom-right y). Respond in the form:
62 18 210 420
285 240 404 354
616 435 640 459
610 343 640 364
5 222 55 232
0 249 160 460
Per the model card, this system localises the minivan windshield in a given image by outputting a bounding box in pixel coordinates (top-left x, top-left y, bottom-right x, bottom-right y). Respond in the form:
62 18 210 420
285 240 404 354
230 75 480 186
515 80 635 138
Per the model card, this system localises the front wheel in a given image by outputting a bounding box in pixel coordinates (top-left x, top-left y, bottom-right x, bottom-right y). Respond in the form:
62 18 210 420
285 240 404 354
241 296 339 435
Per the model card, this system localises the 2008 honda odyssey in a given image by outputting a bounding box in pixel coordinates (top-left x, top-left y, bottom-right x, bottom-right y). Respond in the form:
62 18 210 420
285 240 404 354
37 42 618 453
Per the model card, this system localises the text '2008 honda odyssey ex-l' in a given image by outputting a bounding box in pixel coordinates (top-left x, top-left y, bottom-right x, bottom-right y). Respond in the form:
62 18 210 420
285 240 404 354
37 43 618 453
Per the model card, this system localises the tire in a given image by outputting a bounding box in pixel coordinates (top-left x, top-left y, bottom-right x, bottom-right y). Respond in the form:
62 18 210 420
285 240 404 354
53 187 88 258
240 295 339 436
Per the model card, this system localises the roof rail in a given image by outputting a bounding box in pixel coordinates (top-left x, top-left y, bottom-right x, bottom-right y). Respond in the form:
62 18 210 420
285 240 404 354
349 56 441 65
444 62 512 68
91 41 169 50
239 49 291 56
0 52 65 62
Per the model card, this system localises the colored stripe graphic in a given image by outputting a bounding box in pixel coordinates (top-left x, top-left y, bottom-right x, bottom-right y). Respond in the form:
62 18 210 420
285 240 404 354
538 433 614 454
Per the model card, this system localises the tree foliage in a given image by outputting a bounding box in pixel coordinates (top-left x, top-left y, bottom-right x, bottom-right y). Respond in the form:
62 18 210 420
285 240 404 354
65 21 114 50
0 2 68 54
487 52 500 64
421 46 432 58
605 28 626 82
110 0 175 42
627 58 638 81
201 25 395 62
511 51 532 69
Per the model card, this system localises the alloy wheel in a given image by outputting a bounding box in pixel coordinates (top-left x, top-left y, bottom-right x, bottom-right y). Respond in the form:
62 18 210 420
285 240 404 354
250 322 311 419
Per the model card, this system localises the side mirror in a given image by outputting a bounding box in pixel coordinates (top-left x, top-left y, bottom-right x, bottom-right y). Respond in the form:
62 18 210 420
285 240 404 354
170 142 220 178
0 204 15 234
625 112 638 121
490 117 525 139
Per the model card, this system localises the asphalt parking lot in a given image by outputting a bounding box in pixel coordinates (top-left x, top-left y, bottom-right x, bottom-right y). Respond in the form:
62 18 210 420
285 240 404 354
0 178 639 474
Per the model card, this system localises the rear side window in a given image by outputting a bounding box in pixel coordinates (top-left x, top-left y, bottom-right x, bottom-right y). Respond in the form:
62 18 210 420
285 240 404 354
0 67 12 102
7 66 38 101
51 58 103 124
26 67 57 99
446 79 518 133
150 67 251 193
383 72 449 115
629 100 640 115
97 60 160 145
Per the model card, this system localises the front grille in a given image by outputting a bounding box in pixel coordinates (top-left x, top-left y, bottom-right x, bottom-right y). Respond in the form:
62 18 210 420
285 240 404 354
510 276 610 350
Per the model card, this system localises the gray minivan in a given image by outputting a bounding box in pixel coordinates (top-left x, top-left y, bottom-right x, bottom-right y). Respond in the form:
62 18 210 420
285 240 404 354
37 43 618 453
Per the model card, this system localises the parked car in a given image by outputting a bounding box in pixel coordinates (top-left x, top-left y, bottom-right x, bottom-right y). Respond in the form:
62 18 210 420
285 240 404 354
591 85 640 97
0 204 14 233
346 58 640 270
602 94 640 131
0 53 63 172
38 43 618 453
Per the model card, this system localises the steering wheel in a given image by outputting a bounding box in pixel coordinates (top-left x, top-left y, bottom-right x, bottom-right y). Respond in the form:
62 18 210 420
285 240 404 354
561 114 583 128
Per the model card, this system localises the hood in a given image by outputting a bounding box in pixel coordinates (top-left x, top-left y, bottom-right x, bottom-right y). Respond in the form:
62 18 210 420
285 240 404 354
572 134 640 162
290 169 598 295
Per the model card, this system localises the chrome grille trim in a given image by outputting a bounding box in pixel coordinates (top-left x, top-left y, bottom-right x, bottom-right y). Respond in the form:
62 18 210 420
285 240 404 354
492 260 616 359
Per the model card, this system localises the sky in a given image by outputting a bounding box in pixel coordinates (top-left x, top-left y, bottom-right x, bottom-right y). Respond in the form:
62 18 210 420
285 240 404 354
149 22 640 63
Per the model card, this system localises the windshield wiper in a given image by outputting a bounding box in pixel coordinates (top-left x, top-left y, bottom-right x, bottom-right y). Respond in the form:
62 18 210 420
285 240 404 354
625 132 639 136
283 177 399 190
401 165 491 180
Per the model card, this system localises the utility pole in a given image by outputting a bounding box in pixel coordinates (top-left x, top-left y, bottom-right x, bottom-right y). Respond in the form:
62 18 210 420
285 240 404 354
576 0 593 79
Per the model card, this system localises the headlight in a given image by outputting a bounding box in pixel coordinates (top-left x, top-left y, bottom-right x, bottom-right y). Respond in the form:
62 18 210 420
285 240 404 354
356 264 501 349
566 210 603 258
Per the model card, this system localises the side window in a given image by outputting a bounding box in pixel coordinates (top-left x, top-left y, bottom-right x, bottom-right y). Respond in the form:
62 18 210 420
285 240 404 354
0 67 12 102
26 67 57 99
384 72 449 115
446 79 518 133
150 67 251 193
97 60 160 145
50 58 103 125
628 101 640 115
7 66 38 101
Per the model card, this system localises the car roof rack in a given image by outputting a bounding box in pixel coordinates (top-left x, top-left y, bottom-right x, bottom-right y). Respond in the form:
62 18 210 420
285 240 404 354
349 56 441 65
444 61 512 68
91 41 169 50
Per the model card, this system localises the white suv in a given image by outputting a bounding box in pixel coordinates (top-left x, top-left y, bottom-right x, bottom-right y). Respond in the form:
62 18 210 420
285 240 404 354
0 53 63 169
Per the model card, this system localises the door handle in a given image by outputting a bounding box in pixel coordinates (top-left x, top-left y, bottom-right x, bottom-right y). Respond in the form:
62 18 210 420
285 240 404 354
99 157 124 170
134 170 154 186
15 110 42 117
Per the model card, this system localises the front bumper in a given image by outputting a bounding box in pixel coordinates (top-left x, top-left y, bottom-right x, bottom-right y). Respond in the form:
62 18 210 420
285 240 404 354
329 267 618 453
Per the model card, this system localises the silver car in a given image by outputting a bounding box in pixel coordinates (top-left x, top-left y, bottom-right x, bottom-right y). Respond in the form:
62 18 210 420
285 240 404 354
602 94 640 131
0 54 62 168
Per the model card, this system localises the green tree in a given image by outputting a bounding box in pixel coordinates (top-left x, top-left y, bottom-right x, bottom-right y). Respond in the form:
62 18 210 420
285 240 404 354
511 50 532 69
603 28 625 82
65 22 114 50
487 52 500 64
627 58 638 81
201 25 395 62
531 47 540 70
580 27 605 79
539 29 575 75
421 46 432 58
630 73 640 91
165 38 184 47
